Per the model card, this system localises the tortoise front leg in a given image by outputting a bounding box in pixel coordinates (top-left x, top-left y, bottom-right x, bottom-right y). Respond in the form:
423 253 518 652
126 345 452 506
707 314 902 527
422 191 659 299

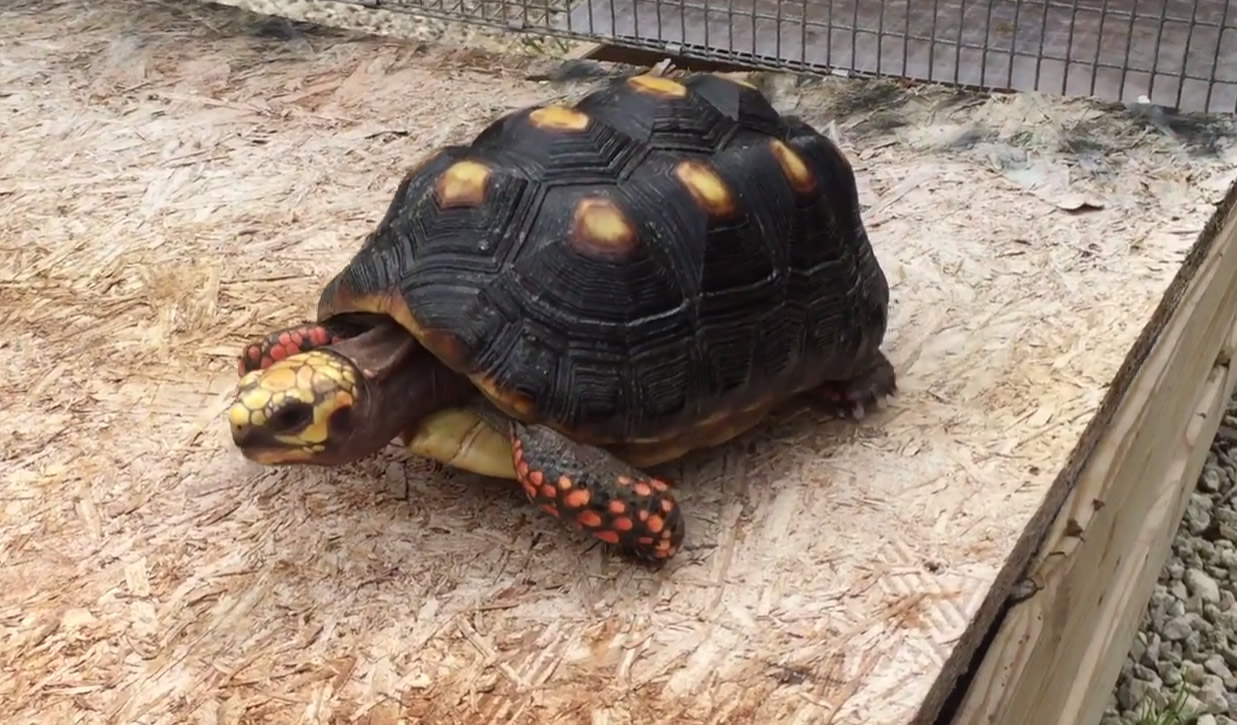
236 317 374 376
508 421 685 562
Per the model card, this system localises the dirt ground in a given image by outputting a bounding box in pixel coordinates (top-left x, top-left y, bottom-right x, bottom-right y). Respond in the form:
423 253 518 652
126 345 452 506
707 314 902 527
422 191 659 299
3 1 1236 724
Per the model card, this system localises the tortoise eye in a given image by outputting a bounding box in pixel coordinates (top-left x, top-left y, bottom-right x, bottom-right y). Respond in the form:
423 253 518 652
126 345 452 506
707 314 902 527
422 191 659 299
270 403 312 433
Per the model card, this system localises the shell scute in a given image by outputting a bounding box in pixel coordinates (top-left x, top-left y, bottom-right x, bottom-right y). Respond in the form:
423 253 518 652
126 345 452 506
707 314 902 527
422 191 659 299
316 74 889 449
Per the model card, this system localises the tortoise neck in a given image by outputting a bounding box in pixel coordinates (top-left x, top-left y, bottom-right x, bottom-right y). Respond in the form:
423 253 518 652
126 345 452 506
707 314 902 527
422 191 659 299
332 321 475 461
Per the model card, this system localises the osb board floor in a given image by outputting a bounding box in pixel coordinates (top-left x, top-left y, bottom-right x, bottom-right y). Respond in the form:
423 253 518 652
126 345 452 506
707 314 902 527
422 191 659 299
3 0 1236 724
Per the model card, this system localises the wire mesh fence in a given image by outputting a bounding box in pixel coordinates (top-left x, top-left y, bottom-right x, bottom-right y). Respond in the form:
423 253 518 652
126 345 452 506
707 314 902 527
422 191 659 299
340 0 1236 113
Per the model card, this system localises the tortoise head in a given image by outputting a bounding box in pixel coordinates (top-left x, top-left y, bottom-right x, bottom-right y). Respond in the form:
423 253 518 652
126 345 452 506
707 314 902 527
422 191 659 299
227 321 456 466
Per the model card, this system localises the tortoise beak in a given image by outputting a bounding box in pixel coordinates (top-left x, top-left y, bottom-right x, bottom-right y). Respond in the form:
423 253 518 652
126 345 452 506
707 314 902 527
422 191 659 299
230 418 261 449
230 418 310 464
230 419 274 460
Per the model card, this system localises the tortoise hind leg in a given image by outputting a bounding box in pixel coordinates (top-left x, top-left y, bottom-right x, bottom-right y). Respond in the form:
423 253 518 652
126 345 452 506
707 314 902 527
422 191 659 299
507 421 685 562
236 316 375 376
808 349 897 420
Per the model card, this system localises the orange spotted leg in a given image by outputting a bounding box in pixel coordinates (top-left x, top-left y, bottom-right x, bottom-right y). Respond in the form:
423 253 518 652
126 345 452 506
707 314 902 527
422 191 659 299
508 421 685 562
237 317 373 376
809 350 897 420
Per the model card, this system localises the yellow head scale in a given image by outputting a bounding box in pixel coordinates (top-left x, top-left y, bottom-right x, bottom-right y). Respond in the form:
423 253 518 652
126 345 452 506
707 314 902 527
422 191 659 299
229 350 360 465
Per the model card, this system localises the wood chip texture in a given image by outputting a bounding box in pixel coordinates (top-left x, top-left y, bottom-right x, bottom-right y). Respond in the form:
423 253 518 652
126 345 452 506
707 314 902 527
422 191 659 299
2 1 1236 724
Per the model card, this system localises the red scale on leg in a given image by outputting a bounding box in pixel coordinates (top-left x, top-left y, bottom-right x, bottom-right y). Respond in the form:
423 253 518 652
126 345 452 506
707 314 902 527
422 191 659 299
506 421 686 561
238 345 265 376
513 443 533 493
235 320 369 376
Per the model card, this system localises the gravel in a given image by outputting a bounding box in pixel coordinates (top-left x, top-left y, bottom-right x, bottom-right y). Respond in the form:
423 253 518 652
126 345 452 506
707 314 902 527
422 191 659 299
1104 401 1237 724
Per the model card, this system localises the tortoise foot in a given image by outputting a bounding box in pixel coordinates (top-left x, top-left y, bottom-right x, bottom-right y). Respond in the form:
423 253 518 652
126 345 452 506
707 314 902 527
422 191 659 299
508 421 685 561
237 318 371 376
809 350 897 420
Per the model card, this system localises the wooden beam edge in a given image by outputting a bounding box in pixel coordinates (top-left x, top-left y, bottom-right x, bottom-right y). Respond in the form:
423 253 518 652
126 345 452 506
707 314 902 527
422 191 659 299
563 42 762 73
947 180 1237 725
1065 336 1237 721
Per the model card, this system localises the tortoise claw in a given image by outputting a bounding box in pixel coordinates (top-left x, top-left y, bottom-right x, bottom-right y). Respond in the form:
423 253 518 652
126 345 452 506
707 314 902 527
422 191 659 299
808 350 897 421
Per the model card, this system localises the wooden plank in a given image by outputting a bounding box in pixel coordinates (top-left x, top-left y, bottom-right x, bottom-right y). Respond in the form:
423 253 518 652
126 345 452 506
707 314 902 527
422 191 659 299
557 0 1237 112
560 40 605 60
949 179 1237 725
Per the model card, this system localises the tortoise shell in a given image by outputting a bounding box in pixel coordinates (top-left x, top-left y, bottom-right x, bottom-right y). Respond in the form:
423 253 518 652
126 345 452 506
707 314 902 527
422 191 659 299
316 73 890 451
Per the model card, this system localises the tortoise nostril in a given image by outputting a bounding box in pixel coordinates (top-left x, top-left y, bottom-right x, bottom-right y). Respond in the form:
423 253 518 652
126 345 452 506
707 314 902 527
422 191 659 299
231 421 256 447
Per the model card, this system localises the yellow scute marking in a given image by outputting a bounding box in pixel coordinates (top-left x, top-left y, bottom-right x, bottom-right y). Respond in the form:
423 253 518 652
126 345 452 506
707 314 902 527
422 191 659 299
674 160 735 217
577 200 632 243
628 74 687 97
528 106 591 131
472 375 535 419
435 160 491 207
569 197 639 260
769 139 815 193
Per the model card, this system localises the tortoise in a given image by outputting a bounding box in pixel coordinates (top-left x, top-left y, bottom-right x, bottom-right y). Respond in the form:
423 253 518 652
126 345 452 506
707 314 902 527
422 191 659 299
226 72 895 562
